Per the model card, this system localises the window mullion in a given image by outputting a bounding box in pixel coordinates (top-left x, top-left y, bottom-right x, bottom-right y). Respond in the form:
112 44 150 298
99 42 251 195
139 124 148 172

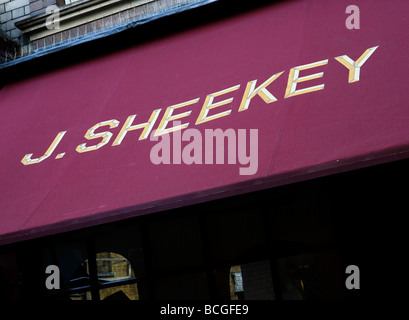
86 237 100 301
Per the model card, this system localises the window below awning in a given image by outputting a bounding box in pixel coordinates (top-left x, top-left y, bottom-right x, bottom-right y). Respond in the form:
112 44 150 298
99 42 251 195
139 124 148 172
1 0 409 245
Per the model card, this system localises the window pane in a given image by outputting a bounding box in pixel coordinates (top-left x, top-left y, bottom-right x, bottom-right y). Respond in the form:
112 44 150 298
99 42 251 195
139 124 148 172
96 252 134 280
241 260 275 300
100 283 139 300
278 253 320 300
96 252 139 300
70 291 92 300
230 265 244 300
154 272 209 300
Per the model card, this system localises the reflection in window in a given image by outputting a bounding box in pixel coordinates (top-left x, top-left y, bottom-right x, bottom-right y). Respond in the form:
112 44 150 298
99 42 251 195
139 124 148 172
230 265 244 300
69 252 138 300
278 254 322 300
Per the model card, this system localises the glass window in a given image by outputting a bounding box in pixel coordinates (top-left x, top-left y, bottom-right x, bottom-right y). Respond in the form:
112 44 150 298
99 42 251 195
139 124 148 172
69 251 139 300
277 252 343 300
230 265 244 300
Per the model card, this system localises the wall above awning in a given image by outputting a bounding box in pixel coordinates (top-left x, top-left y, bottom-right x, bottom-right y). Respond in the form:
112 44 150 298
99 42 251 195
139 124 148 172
1 0 409 245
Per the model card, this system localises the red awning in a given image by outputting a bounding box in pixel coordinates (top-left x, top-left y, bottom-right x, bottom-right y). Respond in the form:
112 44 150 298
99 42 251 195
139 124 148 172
1 0 409 245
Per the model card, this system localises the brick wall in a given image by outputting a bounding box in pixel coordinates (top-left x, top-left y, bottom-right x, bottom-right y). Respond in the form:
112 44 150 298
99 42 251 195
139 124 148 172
0 0 216 62
30 7 143 51
0 0 31 41
0 31 19 62
96 252 139 300
29 0 196 52
30 0 58 16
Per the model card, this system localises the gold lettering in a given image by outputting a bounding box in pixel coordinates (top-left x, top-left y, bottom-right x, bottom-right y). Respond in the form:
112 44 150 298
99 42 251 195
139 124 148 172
21 131 66 165
335 46 379 83
76 120 119 153
196 85 240 125
238 72 284 112
112 109 161 145
285 60 328 98
155 98 199 136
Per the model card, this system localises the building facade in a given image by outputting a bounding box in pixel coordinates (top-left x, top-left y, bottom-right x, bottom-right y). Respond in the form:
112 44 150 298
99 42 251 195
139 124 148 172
1 0 215 63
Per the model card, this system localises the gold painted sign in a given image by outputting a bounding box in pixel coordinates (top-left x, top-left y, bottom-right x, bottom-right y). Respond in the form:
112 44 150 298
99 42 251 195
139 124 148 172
21 46 378 165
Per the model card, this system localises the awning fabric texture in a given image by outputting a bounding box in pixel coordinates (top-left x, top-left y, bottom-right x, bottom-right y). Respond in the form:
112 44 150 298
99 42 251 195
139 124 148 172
1 0 409 244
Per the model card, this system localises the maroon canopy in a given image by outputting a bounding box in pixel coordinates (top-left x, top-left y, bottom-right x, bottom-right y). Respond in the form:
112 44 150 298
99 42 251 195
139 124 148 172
1 0 408 244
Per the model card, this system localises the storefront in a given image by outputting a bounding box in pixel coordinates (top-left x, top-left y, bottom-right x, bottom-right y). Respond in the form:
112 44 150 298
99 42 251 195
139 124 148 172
1 0 408 300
